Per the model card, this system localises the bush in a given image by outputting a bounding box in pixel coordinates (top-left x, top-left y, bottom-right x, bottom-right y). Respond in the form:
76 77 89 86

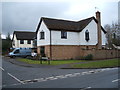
83 54 93 60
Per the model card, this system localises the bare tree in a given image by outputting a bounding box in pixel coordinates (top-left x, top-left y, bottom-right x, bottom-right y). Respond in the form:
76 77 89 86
104 24 112 48
104 22 120 48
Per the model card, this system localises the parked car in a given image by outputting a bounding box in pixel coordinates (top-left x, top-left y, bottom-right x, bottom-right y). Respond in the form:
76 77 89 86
8 48 32 58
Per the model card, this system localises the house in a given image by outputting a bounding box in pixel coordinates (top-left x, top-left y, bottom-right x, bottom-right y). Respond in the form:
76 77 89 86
36 11 107 60
12 31 36 48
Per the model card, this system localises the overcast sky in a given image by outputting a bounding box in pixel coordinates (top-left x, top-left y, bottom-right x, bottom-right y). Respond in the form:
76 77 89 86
1 0 119 38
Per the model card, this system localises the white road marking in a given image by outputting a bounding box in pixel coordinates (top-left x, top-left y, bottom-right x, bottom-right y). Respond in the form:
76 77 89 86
74 73 80 75
45 76 58 80
112 79 120 82
0 67 5 71
55 75 64 78
0 67 24 84
65 74 73 77
39 79 47 82
68 74 77 77
34 78 43 81
2 83 21 87
87 86 92 89
81 72 88 75
58 76 67 79
45 76 54 79
89 70 95 73
47 77 58 80
80 86 91 90
7 73 24 84
95 70 102 72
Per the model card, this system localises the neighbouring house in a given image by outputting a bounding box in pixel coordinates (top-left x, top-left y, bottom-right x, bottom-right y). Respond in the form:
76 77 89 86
12 31 36 48
36 11 107 60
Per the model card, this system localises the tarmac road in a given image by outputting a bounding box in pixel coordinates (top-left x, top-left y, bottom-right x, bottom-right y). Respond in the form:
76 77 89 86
1 57 119 89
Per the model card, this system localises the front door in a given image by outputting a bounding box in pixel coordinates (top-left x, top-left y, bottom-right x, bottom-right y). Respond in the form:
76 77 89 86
40 46 45 57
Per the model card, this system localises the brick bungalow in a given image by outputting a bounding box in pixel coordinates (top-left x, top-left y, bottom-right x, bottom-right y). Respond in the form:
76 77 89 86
36 11 107 60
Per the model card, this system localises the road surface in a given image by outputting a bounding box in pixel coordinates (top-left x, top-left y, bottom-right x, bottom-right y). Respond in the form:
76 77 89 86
1 57 119 89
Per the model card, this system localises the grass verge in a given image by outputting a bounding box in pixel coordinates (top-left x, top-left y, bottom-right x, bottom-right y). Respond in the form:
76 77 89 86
17 58 87 65
71 59 120 68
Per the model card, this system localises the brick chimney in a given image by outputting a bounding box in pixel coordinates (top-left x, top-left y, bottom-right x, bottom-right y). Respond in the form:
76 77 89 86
96 11 102 49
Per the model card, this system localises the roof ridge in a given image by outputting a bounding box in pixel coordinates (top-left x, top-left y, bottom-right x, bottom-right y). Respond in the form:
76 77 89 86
77 16 95 22
41 17 77 23
42 16 95 23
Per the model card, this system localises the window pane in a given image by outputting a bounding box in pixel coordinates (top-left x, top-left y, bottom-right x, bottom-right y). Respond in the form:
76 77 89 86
14 49 20 54
27 40 31 44
61 31 67 39
20 40 24 44
40 32 45 39
85 30 90 41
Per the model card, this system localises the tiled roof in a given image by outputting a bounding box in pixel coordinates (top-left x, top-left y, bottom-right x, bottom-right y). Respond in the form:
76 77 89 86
36 16 106 33
13 31 36 40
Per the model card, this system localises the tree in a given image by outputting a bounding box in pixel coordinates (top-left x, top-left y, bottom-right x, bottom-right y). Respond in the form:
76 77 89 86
2 33 12 55
6 32 12 48
104 22 120 48
104 24 112 48
6 32 11 40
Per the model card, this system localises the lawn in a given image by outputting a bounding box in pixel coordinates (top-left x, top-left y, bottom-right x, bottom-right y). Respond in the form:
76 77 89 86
17 58 87 65
17 58 120 68
72 58 120 68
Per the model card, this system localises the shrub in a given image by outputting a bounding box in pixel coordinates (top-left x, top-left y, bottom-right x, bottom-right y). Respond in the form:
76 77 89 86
84 54 93 60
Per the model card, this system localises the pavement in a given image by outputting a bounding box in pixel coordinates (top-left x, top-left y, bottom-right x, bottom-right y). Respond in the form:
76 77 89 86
2 56 72 69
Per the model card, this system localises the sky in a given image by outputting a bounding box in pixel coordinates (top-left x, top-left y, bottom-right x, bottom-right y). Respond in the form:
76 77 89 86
1 0 119 39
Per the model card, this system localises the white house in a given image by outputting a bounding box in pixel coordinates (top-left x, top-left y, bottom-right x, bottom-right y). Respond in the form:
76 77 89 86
36 11 107 60
12 31 36 48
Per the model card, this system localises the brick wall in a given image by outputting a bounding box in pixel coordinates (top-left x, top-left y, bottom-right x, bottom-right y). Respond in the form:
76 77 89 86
79 45 97 50
51 45 80 60
37 45 120 60
81 49 120 60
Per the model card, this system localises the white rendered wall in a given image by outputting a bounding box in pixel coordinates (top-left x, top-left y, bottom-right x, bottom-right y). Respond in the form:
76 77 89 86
18 40 33 48
51 31 79 45
79 20 98 45
13 34 19 48
51 20 99 45
37 21 50 46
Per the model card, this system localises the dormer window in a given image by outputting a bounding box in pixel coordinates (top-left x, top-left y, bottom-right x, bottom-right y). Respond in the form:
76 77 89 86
40 31 45 39
61 31 67 39
85 30 90 42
